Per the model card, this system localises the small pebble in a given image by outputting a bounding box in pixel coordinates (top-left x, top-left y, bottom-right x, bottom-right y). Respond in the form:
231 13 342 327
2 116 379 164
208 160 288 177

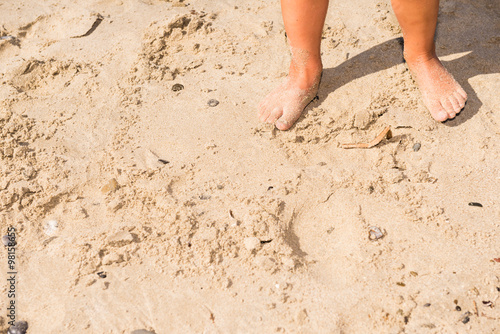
368 226 384 240
424 303 431 307
101 178 119 194
158 159 169 164
131 330 156 334
455 305 461 311
459 311 471 324
244 237 261 251
468 202 483 207
2 235 13 246
8 321 28 334
97 271 107 278
413 142 421 152
207 99 219 107
172 83 184 92
172 84 184 92
4 147 14 157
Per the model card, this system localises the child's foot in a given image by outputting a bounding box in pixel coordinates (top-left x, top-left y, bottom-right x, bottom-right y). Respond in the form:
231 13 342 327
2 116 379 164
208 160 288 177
258 53 322 131
405 55 467 122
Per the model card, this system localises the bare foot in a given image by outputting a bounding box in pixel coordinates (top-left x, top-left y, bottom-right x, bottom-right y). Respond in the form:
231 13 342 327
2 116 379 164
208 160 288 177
258 50 322 131
406 55 467 122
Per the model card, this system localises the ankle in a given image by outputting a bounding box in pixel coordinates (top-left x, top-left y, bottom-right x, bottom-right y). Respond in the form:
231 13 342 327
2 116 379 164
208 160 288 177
288 59 323 89
403 48 437 65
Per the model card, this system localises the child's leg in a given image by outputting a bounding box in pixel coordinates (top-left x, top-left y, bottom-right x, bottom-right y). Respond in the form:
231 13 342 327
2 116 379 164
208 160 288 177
258 0 329 130
391 0 467 121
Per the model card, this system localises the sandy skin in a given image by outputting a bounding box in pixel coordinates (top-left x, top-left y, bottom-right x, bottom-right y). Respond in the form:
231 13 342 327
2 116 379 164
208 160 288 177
258 47 322 131
405 55 467 121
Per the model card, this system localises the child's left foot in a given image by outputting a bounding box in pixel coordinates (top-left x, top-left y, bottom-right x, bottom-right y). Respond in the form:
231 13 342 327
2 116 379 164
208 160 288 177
406 55 467 122
258 50 322 130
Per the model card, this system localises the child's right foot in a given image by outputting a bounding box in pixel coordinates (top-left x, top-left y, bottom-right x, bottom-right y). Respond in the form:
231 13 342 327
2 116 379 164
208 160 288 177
405 54 467 122
258 51 322 131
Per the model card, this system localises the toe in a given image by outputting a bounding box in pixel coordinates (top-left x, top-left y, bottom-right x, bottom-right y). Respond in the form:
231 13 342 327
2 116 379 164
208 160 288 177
275 118 292 131
258 92 279 119
457 86 468 101
448 95 461 114
453 91 466 110
430 103 450 122
440 99 456 119
266 107 283 124
435 109 450 122
440 98 456 118
258 99 272 119
276 108 301 131
258 94 269 110
257 102 265 117
258 106 272 122
257 99 265 110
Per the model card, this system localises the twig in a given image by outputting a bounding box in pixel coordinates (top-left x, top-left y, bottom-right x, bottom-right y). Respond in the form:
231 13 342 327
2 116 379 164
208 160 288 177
340 126 393 149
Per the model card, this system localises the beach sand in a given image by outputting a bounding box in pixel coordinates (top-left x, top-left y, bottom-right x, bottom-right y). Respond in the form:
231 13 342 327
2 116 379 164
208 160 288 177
0 0 499 332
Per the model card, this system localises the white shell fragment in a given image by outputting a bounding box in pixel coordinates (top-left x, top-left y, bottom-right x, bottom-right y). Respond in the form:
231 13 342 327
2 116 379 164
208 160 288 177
44 220 59 236
368 226 384 241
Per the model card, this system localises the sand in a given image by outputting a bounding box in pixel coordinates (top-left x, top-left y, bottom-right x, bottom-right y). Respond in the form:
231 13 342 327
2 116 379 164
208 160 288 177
0 0 499 332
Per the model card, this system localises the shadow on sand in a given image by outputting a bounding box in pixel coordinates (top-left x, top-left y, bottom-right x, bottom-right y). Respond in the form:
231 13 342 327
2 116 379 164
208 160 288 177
314 1 499 127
